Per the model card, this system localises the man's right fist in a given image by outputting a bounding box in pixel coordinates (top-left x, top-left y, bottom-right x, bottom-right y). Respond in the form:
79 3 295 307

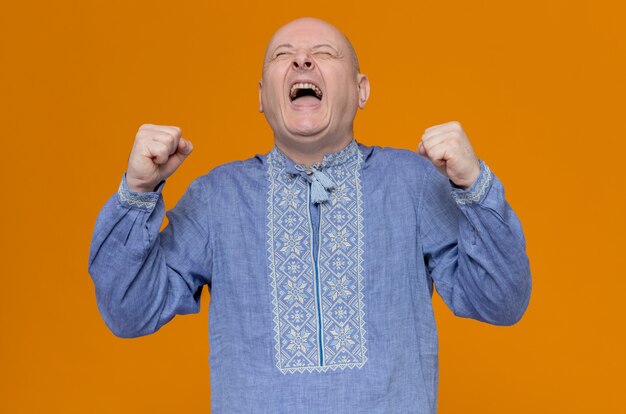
126 124 193 192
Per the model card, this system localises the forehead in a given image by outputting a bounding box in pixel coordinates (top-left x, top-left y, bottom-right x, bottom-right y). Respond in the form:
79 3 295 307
266 20 347 53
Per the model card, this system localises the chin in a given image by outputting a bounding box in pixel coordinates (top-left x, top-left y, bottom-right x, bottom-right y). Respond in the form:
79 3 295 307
286 118 328 137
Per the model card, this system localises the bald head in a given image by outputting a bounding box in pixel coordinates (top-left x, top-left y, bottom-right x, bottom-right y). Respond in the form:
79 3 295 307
258 16 370 148
262 17 360 75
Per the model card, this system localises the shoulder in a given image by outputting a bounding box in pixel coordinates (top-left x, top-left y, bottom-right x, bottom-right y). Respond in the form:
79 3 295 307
195 155 265 185
360 142 434 180
188 152 267 196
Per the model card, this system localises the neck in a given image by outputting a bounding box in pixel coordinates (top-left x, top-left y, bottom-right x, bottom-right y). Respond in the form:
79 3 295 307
274 134 354 168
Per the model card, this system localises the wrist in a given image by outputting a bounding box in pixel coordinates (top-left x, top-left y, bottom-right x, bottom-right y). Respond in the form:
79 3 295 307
126 175 158 193
451 159 480 190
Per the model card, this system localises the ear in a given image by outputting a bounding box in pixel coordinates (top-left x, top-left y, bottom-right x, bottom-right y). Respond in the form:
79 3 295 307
357 74 370 109
258 80 264 113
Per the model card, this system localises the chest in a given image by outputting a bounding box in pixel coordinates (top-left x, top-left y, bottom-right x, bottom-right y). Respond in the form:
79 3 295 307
209 160 422 373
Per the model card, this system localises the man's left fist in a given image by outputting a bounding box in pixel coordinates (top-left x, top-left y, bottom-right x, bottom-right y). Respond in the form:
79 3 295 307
417 120 480 190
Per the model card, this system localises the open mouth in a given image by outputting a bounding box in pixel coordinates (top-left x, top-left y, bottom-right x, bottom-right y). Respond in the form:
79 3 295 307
289 82 323 102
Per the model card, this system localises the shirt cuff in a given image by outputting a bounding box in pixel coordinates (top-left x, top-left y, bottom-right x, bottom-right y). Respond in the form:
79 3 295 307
117 172 166 211
449 159 493 206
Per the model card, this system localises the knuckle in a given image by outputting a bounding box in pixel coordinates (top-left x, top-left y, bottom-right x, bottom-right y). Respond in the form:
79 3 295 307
153 142 167 155
156 131 174 142
136 131 149 142
158 141 169 151
161 126 179 137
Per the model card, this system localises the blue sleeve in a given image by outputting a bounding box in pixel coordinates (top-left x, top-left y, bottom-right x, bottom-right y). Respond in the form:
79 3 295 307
87 172 212 338
419 159 532 326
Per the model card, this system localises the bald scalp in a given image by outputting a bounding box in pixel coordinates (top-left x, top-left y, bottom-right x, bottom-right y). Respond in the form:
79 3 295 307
262 17 360 75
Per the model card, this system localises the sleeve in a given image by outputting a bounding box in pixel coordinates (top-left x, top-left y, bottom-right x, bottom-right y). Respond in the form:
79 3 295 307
419 159 532 326
87 171 213 338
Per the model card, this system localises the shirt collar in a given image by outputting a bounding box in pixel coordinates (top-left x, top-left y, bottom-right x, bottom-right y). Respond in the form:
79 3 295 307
268 138 359 170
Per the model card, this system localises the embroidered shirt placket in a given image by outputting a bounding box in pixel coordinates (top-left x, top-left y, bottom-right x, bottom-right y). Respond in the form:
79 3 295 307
267 139 368 374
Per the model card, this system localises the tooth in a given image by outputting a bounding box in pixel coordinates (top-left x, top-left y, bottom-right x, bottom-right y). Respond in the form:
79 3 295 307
289 82 323 100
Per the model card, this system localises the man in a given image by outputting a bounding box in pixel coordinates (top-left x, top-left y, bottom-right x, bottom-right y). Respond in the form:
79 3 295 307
88 17 531 414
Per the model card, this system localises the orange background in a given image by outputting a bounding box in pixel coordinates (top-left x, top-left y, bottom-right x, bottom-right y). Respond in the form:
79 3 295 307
1 0 624 412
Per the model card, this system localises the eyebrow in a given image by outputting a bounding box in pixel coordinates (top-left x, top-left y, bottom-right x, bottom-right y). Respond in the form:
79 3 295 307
271 43 339 54
272 43 293 53
311 44 338 51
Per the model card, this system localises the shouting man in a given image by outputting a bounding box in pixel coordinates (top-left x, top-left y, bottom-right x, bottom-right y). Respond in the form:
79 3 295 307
88 17 532 414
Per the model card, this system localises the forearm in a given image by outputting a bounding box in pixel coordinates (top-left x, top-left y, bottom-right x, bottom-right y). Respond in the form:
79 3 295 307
88 172 210 338
447 162 532 325
423 159 532 326
87 174 169 337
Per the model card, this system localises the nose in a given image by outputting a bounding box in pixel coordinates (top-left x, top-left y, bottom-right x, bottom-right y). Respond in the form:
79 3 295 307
292 52 315 71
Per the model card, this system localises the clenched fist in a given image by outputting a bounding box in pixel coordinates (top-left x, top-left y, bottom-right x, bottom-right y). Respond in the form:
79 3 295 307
126 124 193 192
417 120 480 190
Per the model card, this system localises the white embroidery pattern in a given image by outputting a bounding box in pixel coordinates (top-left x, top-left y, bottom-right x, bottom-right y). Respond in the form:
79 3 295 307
117 175 159 210
267 141 368 374
318 157 367 369
451 160 493 205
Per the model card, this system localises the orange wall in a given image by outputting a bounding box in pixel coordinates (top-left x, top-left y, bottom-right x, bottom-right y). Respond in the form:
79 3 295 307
1 0 624 412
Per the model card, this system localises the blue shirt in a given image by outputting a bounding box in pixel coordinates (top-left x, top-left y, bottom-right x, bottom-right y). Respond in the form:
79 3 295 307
88 138 532 413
